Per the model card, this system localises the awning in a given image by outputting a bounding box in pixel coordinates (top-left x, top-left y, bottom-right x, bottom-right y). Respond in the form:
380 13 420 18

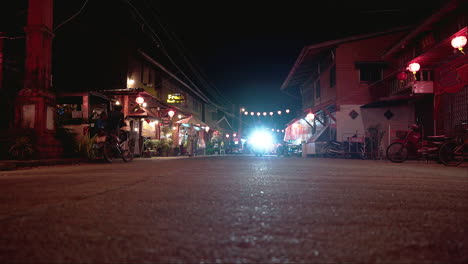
175 116 208 128
360 94 426 108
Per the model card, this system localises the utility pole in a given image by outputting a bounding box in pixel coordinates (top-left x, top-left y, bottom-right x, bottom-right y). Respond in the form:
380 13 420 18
14 0 61 158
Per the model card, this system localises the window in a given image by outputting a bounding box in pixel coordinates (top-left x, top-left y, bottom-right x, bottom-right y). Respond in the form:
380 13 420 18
330 65 336 87
359 65 382 83
315 80 321 98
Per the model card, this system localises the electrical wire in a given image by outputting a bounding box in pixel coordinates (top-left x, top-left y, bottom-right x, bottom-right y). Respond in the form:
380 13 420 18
142 2 233 106
54 0 90 32
130 0 234 112
125 0 227 111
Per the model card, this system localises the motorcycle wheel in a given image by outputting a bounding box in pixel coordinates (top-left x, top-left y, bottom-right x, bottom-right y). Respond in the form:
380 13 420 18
103 141 115 163
386 142 408 163
439 142 464 166
120 140 134 162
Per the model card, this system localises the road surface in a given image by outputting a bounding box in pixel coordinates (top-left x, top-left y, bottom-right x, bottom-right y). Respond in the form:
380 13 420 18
0 156 467 263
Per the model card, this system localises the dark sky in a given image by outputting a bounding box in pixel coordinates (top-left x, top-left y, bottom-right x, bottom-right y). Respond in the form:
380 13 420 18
145 0 447 112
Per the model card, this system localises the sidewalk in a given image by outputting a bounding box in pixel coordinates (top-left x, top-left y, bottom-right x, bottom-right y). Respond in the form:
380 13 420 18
0 155 214 171
0 158 85 171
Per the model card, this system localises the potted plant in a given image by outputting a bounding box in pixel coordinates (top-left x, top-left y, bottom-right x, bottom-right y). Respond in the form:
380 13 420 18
9 136 35 160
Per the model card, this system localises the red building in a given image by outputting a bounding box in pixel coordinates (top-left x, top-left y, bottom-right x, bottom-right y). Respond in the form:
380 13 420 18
281 28 409 156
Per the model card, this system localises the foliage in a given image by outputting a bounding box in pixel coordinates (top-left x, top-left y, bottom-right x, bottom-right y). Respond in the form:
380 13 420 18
205 141 215 155
76 134 98 160
159 138 172 156
9 135 35 160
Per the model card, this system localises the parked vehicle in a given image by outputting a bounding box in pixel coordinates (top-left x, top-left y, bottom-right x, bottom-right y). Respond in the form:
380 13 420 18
93 129 134 163
438 123 468 166
323 135 368 159
386 124 452 163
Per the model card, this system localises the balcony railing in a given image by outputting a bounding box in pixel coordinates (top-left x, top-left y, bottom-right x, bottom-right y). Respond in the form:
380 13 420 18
368 70 432 100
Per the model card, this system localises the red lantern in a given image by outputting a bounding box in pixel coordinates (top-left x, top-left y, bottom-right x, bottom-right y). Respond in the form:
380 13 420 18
407 63 420 74
451 36 467 54
135 96 145 104
396 72 407 82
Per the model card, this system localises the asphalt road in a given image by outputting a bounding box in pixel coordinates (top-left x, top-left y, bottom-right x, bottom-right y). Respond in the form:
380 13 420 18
0 156 467 263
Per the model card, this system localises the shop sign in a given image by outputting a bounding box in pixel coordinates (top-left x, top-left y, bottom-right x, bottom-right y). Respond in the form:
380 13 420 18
167 93 185 103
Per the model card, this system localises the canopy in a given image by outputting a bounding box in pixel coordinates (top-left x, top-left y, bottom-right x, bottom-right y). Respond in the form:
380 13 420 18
175 116 209 127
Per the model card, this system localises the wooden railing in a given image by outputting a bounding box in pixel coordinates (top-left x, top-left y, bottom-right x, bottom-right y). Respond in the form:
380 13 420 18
368 70 433 101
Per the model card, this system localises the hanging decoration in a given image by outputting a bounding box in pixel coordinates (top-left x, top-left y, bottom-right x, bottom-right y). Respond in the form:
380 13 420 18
407 62 420 75
451 35 466 54
396 71 408 82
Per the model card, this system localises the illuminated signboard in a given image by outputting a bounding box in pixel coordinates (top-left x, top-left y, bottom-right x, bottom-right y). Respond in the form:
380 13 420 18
167 93 184 103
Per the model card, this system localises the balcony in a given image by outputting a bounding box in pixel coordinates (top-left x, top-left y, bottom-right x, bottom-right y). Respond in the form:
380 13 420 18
368 70 432 101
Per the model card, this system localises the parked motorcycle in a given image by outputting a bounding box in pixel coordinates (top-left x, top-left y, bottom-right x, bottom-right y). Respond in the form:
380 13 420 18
386 124 452 163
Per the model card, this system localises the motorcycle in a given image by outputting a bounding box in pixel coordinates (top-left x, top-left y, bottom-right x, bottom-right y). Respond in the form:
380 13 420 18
386 124 452 163
91 129 134 163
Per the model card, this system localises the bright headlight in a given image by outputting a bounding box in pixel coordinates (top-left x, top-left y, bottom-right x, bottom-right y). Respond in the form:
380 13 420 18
250 130 273 149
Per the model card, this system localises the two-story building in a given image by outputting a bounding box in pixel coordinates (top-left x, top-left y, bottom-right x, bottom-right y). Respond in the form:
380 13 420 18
281 28 409 156
367 0 467 139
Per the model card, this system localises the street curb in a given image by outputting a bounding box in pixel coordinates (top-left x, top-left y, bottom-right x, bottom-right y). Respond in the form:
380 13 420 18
0 158 85 171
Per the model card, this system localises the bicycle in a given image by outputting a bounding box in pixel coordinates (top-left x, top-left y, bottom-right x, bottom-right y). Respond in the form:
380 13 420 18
438 124 468 166
102 130 134 163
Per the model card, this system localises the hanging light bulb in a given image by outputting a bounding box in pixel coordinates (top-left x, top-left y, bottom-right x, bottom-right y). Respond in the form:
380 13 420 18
233 133 237 137
250 112 254 116
241 108 245 112
271 128 274 131
142 102 147 108
277 129 280 132
257 112 261 116
205 126 210 132
263 112 267 116
135 96 145 104
168 110 175 118
178 114 182 119
306 113 315 120
286 109 290 113
281 130 284 132
277 111 282 115
269 112 273 116
244 111 248 115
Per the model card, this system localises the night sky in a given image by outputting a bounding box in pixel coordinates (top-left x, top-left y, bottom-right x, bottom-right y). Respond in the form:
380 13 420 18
146 0 447 112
